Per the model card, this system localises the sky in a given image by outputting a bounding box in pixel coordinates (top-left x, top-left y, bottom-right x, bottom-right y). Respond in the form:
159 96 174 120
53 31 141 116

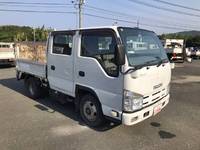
1 0 200 34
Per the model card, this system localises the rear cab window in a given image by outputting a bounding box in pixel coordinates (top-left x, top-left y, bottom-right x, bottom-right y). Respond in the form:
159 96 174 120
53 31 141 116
52 32 74 55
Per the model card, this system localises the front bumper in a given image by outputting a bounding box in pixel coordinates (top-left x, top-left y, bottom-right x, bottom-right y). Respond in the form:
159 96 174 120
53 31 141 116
122 94 170 126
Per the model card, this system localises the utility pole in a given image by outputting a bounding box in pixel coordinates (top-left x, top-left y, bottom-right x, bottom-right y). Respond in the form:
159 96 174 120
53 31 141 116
72 0 85 28
78 0 84 28
33 28 36 44
137 18 140 28
33 28 37 61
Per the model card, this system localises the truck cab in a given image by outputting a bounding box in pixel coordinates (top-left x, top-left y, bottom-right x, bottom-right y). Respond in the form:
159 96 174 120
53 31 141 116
16 26 171 127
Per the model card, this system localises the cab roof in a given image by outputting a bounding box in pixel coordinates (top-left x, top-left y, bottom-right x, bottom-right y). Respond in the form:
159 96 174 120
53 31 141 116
51 26 154 34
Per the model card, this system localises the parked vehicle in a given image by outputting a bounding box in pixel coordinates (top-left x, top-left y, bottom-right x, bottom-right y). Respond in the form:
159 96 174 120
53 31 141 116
190 47 200 59
196 49 200 59
0 42 15 65
163 39 184 62
16 26 171 127
185 47 191 57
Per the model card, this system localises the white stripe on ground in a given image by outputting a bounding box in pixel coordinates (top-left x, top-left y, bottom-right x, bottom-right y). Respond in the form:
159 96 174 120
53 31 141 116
50 125 90 136
172 75 200 84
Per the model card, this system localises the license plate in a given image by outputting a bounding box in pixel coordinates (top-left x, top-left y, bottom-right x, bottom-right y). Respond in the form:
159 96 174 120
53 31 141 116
153 104 162 116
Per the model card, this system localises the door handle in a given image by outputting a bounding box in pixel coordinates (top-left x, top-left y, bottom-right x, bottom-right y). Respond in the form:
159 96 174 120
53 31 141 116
51 65 55 70
79 71 85 77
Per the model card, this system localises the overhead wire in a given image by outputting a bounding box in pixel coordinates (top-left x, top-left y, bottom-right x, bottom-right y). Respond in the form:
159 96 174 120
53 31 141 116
0 9 76 14
84 4 200 30
0 8 196 30
0 1 72 6
128 0 200 18
151 0 200 12
0 4 73 8
84 13 191 30
0 1 199 31
3 2 200 28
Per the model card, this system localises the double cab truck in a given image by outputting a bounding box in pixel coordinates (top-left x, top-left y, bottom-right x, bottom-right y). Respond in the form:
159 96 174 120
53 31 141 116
16 26 171 127
0 42 15 65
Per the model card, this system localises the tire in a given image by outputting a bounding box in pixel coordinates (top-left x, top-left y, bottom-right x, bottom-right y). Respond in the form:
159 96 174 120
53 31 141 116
24 77 43 99
80 94 105 127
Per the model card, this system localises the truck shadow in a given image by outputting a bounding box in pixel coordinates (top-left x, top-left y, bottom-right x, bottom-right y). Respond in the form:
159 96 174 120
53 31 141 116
0 77 120 132
0 64 15 69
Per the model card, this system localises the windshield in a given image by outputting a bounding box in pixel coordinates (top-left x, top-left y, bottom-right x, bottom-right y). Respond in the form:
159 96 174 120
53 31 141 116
118 27 168 66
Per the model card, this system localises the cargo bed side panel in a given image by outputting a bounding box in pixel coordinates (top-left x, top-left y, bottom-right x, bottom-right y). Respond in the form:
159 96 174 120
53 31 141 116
16 59 46 78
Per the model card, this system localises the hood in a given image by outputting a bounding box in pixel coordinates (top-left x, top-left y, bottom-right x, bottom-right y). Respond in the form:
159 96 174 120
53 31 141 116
124 63 171 96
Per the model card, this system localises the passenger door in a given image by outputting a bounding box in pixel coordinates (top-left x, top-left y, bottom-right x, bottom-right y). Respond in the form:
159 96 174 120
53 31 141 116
47 31 75 96
75 29 123 114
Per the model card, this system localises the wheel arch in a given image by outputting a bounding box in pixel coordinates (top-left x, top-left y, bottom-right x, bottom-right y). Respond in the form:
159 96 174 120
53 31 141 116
75 85 101 110
16 71 34 81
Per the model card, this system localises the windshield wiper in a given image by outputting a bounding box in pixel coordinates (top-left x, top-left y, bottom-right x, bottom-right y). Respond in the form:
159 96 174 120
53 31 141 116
121 57 169 75
120 67 136 75
121 59 158 75
155 56 162 67
136 59 160 68
155 56 169 67
120 62 152 75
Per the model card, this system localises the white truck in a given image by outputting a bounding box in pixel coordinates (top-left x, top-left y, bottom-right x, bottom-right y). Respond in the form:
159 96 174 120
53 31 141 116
196 49 200 59
16 26 171 127
0 42 15 65
189 47 200 59
163 39 184 62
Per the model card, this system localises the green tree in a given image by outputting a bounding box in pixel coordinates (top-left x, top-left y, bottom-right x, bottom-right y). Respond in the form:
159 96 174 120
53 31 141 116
0 25 52 42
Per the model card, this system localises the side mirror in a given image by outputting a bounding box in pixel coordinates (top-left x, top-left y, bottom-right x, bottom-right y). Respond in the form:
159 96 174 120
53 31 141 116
115 44 125 66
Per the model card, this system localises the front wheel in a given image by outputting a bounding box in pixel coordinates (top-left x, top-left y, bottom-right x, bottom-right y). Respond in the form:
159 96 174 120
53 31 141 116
80 94 105 127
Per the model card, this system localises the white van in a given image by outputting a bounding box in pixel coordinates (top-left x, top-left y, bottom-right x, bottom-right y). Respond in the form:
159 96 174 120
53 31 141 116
16 26 171 127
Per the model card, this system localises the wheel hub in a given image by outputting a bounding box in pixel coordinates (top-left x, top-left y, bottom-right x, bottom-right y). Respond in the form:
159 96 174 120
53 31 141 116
83 101 97 121
86 108 91 115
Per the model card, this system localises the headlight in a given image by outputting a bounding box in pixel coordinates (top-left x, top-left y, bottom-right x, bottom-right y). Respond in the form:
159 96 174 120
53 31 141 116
123 90 143 112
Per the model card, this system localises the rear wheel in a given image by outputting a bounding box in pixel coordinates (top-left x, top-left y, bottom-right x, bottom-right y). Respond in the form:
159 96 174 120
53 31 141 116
80 94 105 127
24 77 43 99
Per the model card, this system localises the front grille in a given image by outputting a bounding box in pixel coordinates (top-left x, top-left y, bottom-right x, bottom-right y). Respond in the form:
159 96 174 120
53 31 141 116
142 88 167 107
152 91 161 96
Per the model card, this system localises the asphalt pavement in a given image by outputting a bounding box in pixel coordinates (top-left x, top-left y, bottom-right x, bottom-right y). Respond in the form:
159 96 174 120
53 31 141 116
0 61 199 150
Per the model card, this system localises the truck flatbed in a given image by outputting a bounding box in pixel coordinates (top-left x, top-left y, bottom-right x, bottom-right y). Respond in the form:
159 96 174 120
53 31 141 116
16 59 46 79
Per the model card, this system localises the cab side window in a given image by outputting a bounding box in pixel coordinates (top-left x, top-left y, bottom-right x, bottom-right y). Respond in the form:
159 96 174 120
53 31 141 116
81 30 118 77
53 34 73 55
